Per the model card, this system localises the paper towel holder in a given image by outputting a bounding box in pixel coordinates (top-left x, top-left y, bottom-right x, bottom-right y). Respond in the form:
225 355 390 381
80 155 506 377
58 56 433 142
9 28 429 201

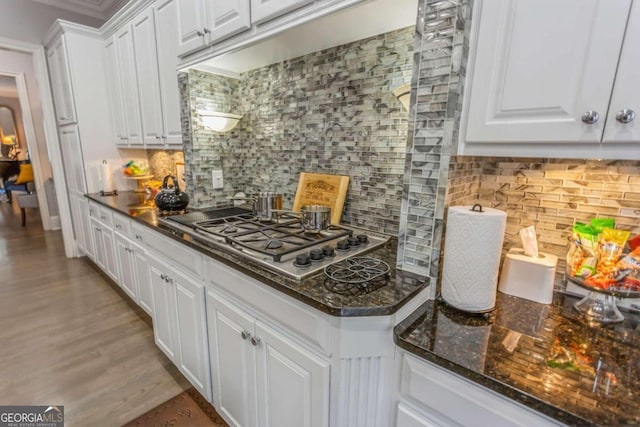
100 160 118 197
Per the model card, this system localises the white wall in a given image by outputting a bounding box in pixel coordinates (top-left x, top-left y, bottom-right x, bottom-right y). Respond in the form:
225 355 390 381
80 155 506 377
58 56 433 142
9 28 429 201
0 0 104 44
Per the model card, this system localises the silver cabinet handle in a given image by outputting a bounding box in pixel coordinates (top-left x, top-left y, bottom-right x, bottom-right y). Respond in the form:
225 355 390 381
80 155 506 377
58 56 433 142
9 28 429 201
135 234 142 240
616 109 636 124
115 224 121 229
250 336 261 346
241 330 251 340
197 30 204 37
94 227 100 231
581 110 599 124
161 134 167 139
160 273 166 280
203 27 211 34
100 215 106 220
155 135 161 140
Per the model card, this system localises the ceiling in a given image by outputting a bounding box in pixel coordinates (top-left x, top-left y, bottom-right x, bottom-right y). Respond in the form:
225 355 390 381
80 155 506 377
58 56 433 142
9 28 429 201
0 76 18 99
196 0 418 76
31 0 129 20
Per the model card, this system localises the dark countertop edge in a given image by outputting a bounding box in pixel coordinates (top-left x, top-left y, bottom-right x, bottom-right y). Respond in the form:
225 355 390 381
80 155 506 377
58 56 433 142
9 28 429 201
392 303 594 427
86 194 430 318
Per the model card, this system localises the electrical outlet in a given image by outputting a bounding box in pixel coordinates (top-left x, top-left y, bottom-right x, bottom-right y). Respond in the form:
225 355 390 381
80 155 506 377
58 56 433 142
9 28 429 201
212 169 224 189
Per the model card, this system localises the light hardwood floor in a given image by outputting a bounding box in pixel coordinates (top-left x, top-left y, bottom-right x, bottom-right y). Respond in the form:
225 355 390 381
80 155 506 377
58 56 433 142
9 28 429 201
0 201 190 426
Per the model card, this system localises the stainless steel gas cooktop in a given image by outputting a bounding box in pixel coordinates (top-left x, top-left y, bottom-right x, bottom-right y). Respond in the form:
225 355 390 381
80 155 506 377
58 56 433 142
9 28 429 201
158 207 390 280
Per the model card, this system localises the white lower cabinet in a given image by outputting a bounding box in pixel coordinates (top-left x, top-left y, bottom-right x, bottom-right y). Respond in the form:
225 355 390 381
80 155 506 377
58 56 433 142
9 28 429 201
114 233 138 301
134 247 153 316
149 256 212 401
396 352 562 427
90 217 119 283
207 289 330 427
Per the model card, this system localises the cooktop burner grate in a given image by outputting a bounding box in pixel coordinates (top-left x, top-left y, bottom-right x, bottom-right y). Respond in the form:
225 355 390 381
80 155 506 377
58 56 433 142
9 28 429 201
191 216 352 262
323 257 391 295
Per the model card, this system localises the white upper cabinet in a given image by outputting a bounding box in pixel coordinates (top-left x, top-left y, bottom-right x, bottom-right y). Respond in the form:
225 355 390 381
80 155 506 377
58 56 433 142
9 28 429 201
155 0 186 146
461 0 640 159
104 36 127 146
603 0 640 143
47 37 77 125
115 25 144 146
176 0 251 56
132 7 165 146
176 0 207 54
251 0 312 25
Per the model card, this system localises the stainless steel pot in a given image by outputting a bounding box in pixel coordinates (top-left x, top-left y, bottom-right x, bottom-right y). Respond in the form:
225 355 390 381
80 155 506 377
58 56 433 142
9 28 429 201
253 192 283 220
274 204 332 233
232 192 283 220
299 205 332 233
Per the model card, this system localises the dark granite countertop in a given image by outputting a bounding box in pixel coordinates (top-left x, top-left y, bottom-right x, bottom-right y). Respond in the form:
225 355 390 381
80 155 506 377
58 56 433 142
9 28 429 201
87 192 429 317
395 292 640 426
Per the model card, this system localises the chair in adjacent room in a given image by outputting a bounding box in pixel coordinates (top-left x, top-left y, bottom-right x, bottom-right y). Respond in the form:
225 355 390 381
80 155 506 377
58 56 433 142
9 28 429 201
4 162 33 204
15 182 38 226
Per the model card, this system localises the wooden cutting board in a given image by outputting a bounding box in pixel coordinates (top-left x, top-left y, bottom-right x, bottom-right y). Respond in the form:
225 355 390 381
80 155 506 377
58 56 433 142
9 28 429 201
292 173 349 224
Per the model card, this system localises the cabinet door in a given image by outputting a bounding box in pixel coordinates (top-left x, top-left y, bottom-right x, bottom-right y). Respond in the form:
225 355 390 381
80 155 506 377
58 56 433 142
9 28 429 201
255 320 330 427
176 0 207 55
91 218 107 271
115 233 137 300
149 260 178 362
133 244 153 316
174 270 211 400
115 25 144 145
155 0 185 146
58 125 86 195
250 0 312 25
102 226 120 283
464 0 630 145
205 0 251 45
132 8 165 146
47 37 77 125
104 36 127 146
604 1 640 143
207 290 257 427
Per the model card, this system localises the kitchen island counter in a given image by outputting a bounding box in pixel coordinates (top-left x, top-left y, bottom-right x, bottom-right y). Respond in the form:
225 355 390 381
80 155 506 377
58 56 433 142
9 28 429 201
394 292 640 426
86 192 428 317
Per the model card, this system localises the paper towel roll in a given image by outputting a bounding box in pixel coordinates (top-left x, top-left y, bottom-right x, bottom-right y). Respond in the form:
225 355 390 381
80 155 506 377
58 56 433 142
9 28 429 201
101 161 116 193
441 205 507 312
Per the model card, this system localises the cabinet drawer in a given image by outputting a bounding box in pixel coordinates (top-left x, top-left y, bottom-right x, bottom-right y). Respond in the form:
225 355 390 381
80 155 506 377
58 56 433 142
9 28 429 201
88 201 100 220
399 353 560 427
205 259 331 355
112 212 131 235
132 221 203 279
97 205 113 227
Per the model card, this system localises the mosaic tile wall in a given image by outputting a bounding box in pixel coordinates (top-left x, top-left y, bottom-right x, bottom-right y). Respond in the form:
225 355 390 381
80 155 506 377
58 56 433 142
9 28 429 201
466 157 640 290
146 150 185 183
181 70 244 207
183 27 415 234
397 0 472 285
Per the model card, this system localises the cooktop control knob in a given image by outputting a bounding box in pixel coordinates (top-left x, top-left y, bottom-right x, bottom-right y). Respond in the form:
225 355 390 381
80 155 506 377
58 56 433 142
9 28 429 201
357 234 369 244
336 239 351 251
322 245 336 257
310 249 324 261
294 253 311 267
348 236 360 247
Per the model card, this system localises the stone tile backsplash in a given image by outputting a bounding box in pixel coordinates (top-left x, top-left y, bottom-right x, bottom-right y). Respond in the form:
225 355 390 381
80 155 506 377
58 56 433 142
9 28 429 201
182 27 415 235
446 156 640 290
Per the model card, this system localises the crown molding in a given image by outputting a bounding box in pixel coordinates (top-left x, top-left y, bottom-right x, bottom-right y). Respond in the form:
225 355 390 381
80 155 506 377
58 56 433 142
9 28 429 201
44 20 102 46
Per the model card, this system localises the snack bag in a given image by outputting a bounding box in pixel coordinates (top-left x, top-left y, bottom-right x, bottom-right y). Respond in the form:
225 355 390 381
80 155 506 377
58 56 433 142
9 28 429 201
595 228 631 282
590 218 615 234
567 223 599 278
